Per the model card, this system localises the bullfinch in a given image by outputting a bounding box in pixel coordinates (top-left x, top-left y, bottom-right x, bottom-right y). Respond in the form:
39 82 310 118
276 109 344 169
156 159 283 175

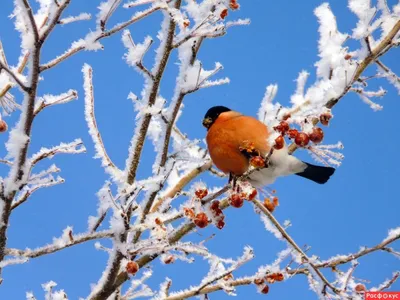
202 106 335 187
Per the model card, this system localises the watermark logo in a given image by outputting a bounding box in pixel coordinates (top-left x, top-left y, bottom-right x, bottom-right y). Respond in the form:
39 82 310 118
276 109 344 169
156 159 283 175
365 292 400 299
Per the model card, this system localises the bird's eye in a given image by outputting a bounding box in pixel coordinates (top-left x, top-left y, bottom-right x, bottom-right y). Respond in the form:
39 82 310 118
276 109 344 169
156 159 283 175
202 117 213 128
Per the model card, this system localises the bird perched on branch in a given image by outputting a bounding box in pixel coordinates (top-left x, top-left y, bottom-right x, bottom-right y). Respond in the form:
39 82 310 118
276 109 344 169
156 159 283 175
202 106 335 187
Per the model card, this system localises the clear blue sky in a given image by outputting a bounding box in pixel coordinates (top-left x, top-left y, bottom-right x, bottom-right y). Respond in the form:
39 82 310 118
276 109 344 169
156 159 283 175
0 0 399 299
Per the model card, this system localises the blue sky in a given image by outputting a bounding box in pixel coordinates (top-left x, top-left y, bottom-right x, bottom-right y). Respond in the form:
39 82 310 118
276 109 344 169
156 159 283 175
0 0 399 299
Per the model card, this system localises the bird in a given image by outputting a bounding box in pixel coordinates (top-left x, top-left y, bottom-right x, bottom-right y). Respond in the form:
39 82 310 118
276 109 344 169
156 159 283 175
202 106 335 187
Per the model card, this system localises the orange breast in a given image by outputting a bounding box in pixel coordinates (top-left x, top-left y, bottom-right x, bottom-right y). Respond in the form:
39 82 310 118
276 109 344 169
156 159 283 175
206 114 270 175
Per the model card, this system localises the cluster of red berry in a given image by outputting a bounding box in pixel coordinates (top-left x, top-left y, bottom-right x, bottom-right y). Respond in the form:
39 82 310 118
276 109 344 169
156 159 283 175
210 200 225 229
254 272 285 294
187 185 258 229
220 0 240 19
263 197 279 213
229 185 258 208
183 188 213 229
273 112 332 148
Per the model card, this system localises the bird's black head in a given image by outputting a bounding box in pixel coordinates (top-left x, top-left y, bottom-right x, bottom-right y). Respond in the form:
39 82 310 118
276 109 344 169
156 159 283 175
202 106 232 130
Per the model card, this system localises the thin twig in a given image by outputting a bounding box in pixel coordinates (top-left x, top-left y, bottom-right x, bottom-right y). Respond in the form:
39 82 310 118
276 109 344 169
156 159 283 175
0 61 29 92
40 6 162 72
251 198 341 294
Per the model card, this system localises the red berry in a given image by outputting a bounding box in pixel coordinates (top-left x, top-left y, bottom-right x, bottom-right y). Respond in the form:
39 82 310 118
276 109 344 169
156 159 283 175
260 285 270 294
287 129 299 139
248 188 257 200
355 284 366 293
230 194 244 208
294 132 309 147
273 121 289 134
126 261 139 274
320 113 332 126
0 120 7 133
220 9 228 19
254 278 265 285
210 200 223 217
184 207 195 219
194 212 209 228
274 135 285 150
263 198 275 213
183 20 190 28
164 255 175 264
266 273 284 283
195 188 208 199
216 219 225 229
229 0 240 10
210 200 220 210
282 113 291 121
250 156 265 168
309 127 324 144
344 54 352 60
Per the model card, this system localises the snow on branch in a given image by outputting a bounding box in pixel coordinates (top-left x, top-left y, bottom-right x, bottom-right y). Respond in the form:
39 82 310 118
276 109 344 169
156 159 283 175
41 5 162 71
122 30 154 79
58 12 91 25
182 62 229 93
82 64 124 183
377 59 400 94
122 270 154 299
162 247 254 299
97 0 122 31
124 0 165 9
34 89 78 115
11 175 64 210
252 198 340 295
30 139 86 165
0 60 29 92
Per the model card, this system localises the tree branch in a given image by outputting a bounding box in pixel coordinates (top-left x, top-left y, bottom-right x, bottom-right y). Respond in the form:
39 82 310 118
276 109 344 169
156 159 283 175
251 198 340 294
0 61 29 92
288 20 400 154
40 5 162 72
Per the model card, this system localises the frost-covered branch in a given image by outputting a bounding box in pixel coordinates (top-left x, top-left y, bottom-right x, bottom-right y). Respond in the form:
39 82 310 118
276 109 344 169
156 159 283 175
376 59 400 93
150 161 212 213
125 0 183 186
0 51 29 101
0 0 75 271
5 223 147 260
6 230 113 259
164 247 254 299
287 16 400 154
98 0 122 32
34 89 78 116
376 272 400 291
292 227 400 274
0 60 28 92
83 64 123 182
30 139 86 166
164 277 253 300
40 5 163 72
251 198 340 294
58 13 92 25
122 30 154 80
11 175 64 210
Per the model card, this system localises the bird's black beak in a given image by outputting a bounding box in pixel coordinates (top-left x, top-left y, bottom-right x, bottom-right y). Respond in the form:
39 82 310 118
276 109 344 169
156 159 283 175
202 117 213 129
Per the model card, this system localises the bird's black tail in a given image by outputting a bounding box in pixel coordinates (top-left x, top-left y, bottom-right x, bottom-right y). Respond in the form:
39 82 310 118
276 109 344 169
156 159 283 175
295 162 335 184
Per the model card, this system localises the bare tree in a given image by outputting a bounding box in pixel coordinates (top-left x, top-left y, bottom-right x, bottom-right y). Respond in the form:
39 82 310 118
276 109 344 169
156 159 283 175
0 0 399 299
